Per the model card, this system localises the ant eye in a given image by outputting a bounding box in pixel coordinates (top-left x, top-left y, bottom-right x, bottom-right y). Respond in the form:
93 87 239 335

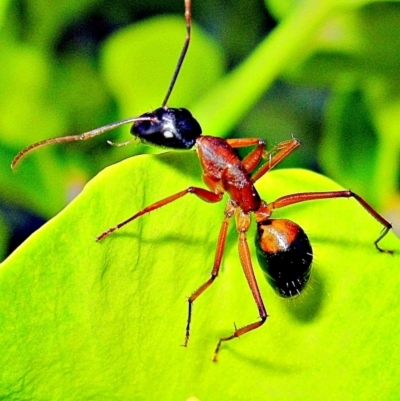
163 130 174 138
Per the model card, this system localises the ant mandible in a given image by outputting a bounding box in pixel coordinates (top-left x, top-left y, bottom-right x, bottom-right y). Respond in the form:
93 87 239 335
11 0 393 361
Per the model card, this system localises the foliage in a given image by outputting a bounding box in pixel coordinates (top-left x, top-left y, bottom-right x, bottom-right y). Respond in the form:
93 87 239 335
1 0 400 398
1 154 399 400
1 0 399 249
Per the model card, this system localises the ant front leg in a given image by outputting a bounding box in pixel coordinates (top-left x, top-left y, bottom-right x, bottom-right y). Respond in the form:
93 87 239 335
226 138 266 174
251 137 301 183
266 190 393 253
213 208 268 362
96 187 223 241
226 137 300 179
184 201 235 347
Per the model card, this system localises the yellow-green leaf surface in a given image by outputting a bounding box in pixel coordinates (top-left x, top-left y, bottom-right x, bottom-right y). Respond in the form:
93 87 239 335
1 152 399 400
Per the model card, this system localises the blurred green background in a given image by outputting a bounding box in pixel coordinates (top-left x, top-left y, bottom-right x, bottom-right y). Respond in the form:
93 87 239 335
0 0 399 261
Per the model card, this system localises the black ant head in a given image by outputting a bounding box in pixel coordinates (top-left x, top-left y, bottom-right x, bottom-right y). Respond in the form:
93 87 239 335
131 107 202 150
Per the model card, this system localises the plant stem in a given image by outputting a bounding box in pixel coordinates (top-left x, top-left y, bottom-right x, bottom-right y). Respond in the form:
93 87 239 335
193 0 338 136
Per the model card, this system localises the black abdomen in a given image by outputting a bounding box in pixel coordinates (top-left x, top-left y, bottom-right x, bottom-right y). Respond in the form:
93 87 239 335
255 219 313 298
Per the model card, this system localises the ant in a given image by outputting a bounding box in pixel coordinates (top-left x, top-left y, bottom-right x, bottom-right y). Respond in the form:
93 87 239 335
12 0 393 361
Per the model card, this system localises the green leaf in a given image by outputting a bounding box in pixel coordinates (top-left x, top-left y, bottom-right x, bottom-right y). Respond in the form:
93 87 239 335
283 2 400 86
1 152 399 400
24 0 99 48
320 85 378 202
0 39 65 149
0 0 11 28
263 0 400 211
101 15 226 118
365 80 400 210
264 0 297 20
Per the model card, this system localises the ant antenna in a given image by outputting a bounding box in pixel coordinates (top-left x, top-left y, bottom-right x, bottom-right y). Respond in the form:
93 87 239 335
11 116 154 169
162 0 192 107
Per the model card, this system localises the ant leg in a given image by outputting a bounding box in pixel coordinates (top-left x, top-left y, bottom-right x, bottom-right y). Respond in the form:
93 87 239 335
213 210 268 362
184 201 235 347
264 190 393 253
251 138 301 183
96 187 223 241
226 137 300 177
226 138 266 174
